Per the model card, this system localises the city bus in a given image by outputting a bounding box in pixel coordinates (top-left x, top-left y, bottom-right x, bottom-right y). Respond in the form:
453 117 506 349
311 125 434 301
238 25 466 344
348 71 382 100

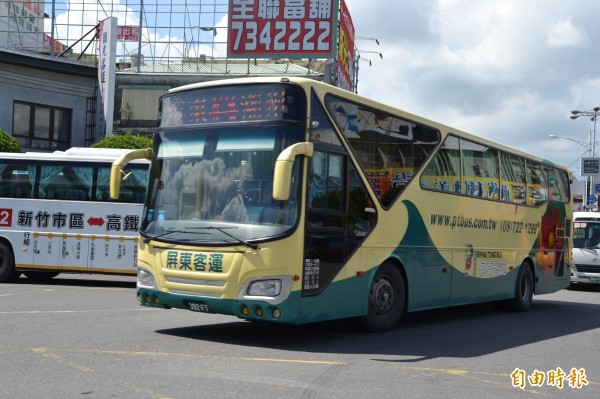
0 147 149 283
111 77 572 332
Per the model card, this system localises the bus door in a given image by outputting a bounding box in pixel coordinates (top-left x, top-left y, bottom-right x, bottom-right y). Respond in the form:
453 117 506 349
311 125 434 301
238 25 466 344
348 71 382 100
303 148 374 296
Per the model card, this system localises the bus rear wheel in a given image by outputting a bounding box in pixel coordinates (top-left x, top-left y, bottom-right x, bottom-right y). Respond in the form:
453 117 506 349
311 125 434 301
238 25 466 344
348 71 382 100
0 242 19 283
360 262 405 332
511 262 534 312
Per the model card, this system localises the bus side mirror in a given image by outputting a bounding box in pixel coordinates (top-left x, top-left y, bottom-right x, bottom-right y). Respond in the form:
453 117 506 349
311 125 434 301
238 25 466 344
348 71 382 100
272 142 314 201
110 148 153 199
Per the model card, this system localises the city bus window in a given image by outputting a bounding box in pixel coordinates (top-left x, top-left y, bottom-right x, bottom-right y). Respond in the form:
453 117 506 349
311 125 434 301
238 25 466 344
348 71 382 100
461 140 500 199
310 93 342 147
525 160 548 206
509 155 527 204
544 166 570 203
421 135 461 193
325 94 440 206
0 163 34 198
309 151 343 212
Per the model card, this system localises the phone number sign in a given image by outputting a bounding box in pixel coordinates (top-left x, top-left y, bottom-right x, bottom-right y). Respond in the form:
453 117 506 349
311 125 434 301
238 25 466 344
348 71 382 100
228 0 338 59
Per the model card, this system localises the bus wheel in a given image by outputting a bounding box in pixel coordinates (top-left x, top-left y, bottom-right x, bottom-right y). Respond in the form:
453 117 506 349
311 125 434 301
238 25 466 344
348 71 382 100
0 242 19 283
361 262 405 332
511 263 533 312
23 271 60 281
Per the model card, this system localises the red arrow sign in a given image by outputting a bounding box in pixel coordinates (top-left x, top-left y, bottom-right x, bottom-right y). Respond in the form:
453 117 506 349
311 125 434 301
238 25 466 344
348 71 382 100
87 217 105 227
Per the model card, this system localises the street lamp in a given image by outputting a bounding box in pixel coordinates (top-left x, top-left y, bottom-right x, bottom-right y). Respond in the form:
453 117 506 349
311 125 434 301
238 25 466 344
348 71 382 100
570 107 600 210
570 107 600 156
549 132 600 210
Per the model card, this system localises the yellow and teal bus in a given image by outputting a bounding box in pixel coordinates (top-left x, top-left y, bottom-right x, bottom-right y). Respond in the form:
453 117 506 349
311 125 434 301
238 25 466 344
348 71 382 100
111 77 571 332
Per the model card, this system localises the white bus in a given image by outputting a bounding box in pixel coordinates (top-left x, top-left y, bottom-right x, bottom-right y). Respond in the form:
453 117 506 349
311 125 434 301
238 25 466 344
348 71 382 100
572 212 600 286
0 147 149 282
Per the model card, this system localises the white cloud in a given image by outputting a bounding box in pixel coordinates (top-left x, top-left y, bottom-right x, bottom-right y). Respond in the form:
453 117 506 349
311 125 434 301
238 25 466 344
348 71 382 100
546 18 587 47
346 0 600 176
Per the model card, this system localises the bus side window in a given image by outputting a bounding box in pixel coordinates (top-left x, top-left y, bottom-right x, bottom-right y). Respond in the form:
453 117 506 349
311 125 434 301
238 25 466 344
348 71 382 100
421 135 460 193
461 139 500 199
525 160 547 206
39 165 66 199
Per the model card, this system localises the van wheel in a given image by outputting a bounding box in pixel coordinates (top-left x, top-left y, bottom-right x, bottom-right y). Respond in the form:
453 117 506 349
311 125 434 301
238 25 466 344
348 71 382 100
511 263 534 312
360 262 405 332
0 242 19 283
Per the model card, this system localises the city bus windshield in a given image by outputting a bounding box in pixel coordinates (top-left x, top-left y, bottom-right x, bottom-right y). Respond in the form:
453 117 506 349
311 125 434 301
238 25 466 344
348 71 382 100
142 83 307 245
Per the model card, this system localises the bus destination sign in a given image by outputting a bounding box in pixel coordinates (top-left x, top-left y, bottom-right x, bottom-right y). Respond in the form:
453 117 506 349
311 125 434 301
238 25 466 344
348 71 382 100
161 85 303 127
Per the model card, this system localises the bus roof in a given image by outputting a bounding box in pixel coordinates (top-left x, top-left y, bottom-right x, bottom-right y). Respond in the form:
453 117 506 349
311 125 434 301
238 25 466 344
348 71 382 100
574 212 600 221
0 147 150 164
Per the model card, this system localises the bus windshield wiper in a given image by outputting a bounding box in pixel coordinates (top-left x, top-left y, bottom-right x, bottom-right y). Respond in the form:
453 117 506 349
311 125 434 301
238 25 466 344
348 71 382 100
142 229 207 244
188 226 259 250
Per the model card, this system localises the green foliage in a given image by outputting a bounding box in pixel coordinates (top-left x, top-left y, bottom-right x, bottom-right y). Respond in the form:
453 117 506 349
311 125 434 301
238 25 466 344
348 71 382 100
91 133 152 149
120 102 133 120
0 129 24 153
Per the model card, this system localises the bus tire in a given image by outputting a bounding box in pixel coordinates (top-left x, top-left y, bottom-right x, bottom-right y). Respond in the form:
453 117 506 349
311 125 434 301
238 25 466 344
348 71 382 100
511 262 534 312
23 271 60 281
360 262 405 332
0 241 19 283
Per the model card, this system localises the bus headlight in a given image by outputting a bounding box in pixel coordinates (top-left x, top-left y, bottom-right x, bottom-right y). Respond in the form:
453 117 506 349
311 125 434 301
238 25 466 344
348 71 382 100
238 276 292 304
137 268 156 289
247 279 282 296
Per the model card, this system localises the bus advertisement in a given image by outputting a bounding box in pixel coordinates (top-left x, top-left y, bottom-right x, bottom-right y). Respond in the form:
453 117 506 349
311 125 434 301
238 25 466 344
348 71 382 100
111 77 572 332
0 148 149 282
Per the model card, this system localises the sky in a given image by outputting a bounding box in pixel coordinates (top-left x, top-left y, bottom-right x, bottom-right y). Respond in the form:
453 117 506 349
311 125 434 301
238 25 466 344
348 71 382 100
344 0 600 179
40 0 600 178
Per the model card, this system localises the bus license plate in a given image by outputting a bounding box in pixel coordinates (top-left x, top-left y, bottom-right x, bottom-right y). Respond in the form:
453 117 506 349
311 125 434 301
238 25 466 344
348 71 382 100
590 276 600 283
186 301 210 313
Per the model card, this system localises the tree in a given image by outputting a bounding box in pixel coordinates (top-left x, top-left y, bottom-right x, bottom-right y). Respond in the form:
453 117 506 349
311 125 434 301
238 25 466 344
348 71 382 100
91 133 152 149
0 129 24 153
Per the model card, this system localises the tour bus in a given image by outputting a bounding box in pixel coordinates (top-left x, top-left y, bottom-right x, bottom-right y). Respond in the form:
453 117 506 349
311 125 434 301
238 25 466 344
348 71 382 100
572 212 600 285
111 77 571 332
0 147 149 283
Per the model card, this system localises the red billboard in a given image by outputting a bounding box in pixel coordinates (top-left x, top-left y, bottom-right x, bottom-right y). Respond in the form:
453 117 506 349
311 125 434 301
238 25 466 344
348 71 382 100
337 0 355 91
228 0 338 59
117 26 140 42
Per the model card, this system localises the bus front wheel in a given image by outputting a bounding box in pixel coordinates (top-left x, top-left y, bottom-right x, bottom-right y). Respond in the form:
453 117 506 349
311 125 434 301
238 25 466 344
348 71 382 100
0 242 19 283
361 262 405 332
511 262 534 312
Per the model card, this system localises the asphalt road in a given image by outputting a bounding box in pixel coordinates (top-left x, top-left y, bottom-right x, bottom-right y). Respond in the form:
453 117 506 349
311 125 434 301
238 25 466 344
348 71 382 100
1 274 599 399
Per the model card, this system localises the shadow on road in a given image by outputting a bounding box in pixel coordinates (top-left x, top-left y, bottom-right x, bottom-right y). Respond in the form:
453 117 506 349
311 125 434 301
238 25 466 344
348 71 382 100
156 298 600 361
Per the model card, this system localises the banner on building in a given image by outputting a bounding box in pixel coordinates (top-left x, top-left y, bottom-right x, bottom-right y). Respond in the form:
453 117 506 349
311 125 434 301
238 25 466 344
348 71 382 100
227 0 338 59
337 0 355 91
96 17 117 138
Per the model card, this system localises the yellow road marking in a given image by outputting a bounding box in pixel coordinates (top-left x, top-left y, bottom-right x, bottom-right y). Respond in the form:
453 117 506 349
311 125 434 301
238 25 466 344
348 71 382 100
31 347 93 372
79 348 346 365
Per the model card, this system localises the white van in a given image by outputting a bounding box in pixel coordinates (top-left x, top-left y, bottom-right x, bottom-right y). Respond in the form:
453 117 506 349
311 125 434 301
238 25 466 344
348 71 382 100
572 212 600 285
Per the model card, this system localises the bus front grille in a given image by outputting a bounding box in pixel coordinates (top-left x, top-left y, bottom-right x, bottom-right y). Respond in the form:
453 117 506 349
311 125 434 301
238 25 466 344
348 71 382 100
165 276 226 298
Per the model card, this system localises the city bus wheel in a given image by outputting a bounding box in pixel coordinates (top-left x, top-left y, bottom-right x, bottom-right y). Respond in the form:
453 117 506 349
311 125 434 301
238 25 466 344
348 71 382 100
511 262 533 312
0 241 19 283
360 262 405 332
23 271 60 281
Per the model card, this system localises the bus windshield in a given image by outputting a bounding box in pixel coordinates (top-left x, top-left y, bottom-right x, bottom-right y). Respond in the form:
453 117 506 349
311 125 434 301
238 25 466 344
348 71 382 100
142 85 306 244
573 220 600 249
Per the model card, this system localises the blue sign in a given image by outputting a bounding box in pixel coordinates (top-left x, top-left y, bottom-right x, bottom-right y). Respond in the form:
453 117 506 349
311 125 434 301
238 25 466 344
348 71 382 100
588 195 597 204
595 183 600 193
